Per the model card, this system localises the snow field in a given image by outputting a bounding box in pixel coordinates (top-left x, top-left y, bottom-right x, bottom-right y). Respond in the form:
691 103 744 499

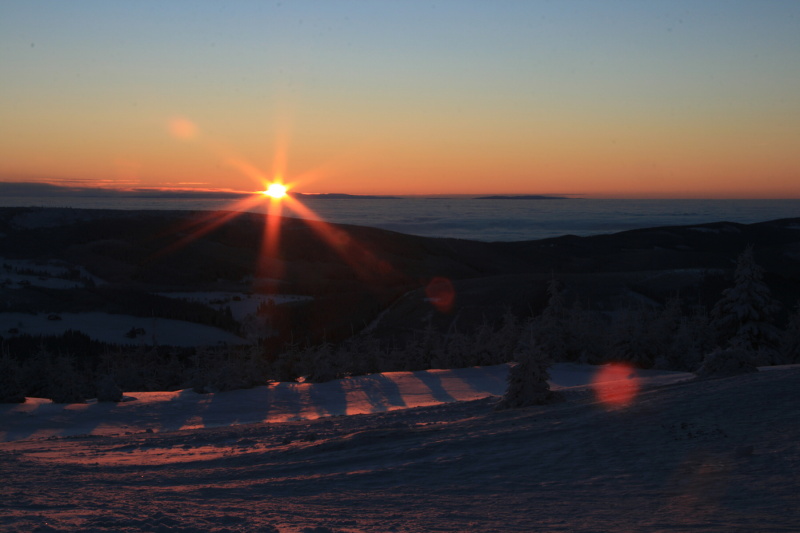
0 366 797 532
157 291 313 321
0 311 249 347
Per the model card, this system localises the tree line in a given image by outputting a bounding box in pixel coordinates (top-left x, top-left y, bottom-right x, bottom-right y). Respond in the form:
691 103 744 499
1 247 798 404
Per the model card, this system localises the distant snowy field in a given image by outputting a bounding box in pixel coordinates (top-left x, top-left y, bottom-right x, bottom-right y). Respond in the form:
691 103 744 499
2 364 798 532
0 311 248 347
0 257 312 345
158 291 313 321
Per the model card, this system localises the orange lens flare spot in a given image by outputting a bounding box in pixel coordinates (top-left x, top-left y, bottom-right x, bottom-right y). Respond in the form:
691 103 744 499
263 183 287 199
591 362 640 408
425 277 456 313
167 117 198 140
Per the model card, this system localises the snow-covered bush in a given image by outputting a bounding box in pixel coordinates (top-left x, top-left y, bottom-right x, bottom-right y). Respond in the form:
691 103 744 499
496 341 561 410
695 346 759 379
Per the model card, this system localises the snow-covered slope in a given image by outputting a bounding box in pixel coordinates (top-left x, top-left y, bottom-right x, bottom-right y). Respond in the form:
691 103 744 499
1 364 797 532
0 363 688 442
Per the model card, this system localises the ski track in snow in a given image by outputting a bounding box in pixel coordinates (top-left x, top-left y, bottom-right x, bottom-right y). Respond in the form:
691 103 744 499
1 365 798 532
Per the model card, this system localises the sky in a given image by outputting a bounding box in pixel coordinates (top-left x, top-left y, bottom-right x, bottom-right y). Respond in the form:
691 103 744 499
1 1 799 198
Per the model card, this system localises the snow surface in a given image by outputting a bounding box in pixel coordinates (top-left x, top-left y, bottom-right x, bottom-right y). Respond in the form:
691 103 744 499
0 363 686 443
3 364 797 532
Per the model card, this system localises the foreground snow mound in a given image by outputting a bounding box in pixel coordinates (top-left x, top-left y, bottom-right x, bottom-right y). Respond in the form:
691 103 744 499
0 367 797 532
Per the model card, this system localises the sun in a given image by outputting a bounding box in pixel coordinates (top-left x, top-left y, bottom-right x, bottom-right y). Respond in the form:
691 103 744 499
262 183 288 199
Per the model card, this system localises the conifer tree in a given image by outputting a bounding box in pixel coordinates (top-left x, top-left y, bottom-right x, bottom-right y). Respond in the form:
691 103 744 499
306 341 339 383
535 278 573 361
779 302 800 364
609 304 657 367
492 308 523 363
710 246 781 359
496 340 560 410
660 304 715 371
0 354 25 403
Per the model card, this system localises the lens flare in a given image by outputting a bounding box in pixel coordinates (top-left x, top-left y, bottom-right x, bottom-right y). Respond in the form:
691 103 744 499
425 277 456 313
591 362 640 408
263 183 287 199
160 119 405 299
167 117 198 140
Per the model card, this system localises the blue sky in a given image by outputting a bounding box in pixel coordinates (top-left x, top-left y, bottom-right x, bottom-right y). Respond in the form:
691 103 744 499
1 1 799 197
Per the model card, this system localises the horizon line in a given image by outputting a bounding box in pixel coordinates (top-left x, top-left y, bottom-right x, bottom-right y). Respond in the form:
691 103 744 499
0 181 798 201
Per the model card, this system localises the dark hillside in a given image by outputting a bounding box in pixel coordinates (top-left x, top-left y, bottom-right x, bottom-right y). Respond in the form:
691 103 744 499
2 208 799 344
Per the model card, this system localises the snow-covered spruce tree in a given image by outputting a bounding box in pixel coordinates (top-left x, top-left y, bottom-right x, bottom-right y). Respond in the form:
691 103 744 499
779 302 800 364
471 318 505 366
43 354 89 403
496 339 560 410
95 374 123 402
340 335 384 376
534 278 574 362
710 246 781 363
609 303 659 368
398 320 438 371
429 326 468 369
565 301 608 364
272 342 303 382
187 346 270 393
657 304 715 371
306 341 341 383
649 297 684 369
490 308 524 364
0 354 25 403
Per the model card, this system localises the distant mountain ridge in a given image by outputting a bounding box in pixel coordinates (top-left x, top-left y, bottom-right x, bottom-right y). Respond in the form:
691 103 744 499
289 192 400 199
0 182 401 200
475 195 572 200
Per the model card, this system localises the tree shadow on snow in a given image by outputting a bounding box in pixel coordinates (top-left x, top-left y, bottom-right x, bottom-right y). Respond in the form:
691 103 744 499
357 374 408 412
413 371 457 403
